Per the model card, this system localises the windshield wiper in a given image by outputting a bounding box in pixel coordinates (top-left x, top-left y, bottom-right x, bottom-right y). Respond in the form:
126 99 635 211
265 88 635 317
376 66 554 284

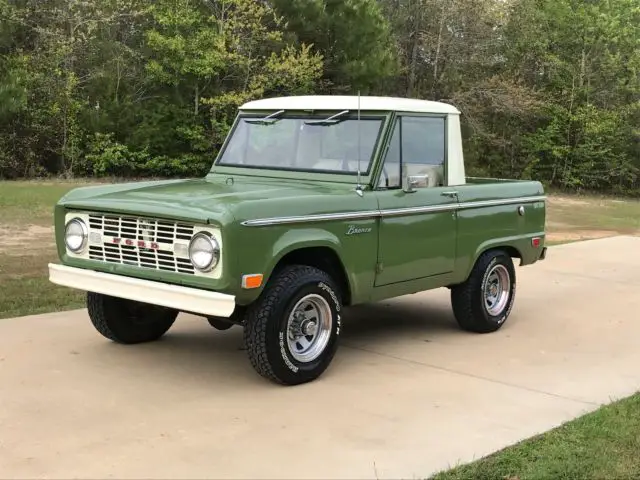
304 110 350 126
245 109 285 125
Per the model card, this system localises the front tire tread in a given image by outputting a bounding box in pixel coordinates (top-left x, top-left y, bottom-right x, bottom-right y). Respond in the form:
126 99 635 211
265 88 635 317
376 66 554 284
243 265 341 385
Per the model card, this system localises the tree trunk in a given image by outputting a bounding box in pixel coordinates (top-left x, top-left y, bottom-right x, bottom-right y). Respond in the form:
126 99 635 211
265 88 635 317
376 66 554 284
579 46 586 88
194 84 199 116
432 2 447 96
407 33 418 97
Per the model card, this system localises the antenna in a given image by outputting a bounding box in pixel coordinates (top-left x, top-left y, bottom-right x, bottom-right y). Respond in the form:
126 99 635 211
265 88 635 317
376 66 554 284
356 91 363 197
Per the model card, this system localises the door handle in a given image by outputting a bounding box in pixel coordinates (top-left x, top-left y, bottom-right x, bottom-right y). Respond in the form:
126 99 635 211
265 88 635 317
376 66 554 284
441 191 458 198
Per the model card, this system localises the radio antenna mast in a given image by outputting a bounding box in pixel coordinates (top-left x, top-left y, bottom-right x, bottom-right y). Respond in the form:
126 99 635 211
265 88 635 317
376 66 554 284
356 91 363 197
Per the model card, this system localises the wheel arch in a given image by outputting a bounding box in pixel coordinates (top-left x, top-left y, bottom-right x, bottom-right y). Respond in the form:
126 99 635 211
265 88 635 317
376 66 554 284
476 244 522 266
270 245 352 306
460 241 523 283
495 245 522 262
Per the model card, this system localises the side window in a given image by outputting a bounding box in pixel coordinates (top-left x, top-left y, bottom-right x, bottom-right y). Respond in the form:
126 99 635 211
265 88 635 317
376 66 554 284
402 116 445 166
377 115 446 189
378 119 401 188
401 116 446 187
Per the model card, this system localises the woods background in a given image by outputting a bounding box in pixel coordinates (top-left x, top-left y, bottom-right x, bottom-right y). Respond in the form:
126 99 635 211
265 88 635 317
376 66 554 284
0 0 638 195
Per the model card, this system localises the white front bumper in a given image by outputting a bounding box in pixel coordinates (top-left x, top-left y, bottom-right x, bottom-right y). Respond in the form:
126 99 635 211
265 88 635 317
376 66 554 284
48 263 236 318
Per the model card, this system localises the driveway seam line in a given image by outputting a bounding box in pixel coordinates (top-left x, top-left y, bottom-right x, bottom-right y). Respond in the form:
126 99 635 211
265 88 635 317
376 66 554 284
538 268 640 285
343 344 601 407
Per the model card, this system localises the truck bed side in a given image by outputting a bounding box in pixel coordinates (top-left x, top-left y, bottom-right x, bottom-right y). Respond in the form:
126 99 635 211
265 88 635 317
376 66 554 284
451 178 546 284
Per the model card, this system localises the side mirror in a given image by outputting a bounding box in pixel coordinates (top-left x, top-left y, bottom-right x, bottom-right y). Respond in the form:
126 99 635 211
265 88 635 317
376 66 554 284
403 174 429 193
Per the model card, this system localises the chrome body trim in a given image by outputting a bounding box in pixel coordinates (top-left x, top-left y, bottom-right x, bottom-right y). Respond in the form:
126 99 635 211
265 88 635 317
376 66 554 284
242 210 380 227
241 195 546 227
457 195 546 210
380 203 457 217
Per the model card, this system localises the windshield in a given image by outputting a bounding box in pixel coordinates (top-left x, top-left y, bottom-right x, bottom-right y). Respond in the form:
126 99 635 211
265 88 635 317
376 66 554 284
216 113 386 175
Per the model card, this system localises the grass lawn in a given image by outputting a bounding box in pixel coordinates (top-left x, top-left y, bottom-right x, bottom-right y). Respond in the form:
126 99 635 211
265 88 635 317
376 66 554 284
545 193 640 245
1 180 639 319
429 393 640 480
0 180 107 318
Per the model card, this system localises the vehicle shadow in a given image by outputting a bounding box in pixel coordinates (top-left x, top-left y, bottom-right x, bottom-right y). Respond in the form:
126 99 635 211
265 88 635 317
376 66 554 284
77 296 459 388
340 298 458 344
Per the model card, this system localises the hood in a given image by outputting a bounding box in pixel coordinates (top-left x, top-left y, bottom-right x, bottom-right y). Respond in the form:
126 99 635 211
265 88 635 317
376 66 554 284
58 176 365 225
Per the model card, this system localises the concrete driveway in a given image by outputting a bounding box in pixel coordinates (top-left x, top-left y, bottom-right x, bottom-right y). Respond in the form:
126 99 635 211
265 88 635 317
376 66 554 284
1 235 639 479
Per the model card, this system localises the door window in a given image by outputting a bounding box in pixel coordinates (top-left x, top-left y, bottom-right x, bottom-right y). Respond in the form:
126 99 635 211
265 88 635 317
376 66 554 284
378 115 446 188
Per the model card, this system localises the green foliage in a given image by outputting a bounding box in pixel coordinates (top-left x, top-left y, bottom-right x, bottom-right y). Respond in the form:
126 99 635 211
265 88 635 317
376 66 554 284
0 0 637 195
271 0 397 93
496 0 640 194
83 133 210 177
0 0 323 180
84 133 149 176
525 103 639 194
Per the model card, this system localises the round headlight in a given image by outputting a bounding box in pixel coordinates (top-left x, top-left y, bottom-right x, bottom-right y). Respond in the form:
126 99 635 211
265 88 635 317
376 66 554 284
188 232 220 272
64 218 88 253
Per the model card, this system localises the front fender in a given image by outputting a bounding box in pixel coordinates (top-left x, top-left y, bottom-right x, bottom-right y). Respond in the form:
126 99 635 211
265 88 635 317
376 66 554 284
231 226 346 305
231 218 380 306
268 228 343 275
265 223 378 305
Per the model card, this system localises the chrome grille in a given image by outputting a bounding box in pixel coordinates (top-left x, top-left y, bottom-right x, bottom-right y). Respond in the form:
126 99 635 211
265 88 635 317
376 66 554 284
87 213 195 274
88 214 194 242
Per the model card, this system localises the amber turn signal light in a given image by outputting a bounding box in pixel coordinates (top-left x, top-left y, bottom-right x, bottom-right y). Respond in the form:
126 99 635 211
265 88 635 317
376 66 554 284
242 274 263 289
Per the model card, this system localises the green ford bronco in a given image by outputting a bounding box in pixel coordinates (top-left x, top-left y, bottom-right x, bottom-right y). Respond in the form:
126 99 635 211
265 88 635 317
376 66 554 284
49 95 547 385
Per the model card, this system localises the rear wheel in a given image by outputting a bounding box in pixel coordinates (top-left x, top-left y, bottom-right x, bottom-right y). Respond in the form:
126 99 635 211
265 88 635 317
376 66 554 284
207 306 246 331
87 292 178 344
451 249 516 333
243 265 342 385
207 317 234 330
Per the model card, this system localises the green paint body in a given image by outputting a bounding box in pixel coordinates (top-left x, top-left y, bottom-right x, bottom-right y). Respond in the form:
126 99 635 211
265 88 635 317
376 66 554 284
53 110 546 308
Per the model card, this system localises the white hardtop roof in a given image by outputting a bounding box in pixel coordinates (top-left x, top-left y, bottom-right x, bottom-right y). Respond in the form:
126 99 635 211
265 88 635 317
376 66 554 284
240 95 460 115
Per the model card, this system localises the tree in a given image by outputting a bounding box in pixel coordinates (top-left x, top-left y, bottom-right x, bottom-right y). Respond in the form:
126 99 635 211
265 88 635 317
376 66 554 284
272 0 398 93
144 0 323 160
0 0 637 195
504 0 640 192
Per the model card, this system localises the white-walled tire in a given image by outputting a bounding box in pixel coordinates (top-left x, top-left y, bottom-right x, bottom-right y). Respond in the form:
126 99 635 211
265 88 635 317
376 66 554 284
451 249 516 333
87 292 178 344
243 265 342 385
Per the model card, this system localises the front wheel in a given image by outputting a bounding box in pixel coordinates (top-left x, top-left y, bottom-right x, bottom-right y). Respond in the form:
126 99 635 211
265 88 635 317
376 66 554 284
451 249 516 333
87 292 178 344
243 265 342 385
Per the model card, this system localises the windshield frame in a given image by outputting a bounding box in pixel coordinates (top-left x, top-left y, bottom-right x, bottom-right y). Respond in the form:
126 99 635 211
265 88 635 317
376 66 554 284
209 110 392 183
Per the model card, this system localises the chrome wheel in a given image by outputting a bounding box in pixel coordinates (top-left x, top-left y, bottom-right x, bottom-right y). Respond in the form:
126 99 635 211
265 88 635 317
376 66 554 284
484 264 511 316
286 294 333 363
